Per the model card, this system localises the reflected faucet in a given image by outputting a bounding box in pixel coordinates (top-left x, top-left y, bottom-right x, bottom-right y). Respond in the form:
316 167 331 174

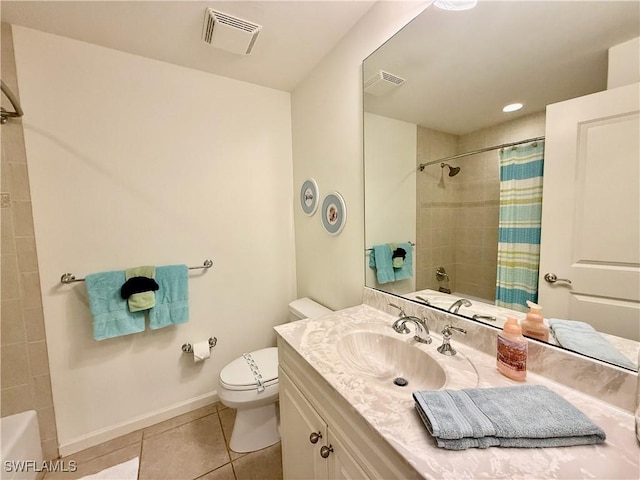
448 298 472 313
388 303 432 344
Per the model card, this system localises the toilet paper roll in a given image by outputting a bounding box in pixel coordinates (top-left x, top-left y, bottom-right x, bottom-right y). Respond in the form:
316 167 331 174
193 341 211 363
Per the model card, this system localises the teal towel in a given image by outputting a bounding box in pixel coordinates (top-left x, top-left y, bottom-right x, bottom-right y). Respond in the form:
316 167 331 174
413 385 606 450
149 265 189 330
393 242 413 281
369 245 395 284
549 319 635 370
85 271 145 341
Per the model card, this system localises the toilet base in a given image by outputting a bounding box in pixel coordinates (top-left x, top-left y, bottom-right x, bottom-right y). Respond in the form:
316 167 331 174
229 402 280 453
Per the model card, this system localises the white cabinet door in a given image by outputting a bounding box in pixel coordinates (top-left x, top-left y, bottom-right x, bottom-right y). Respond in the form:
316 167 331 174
539 82 640 340
280 368 328 480
326 432 369 480
280 368 371 480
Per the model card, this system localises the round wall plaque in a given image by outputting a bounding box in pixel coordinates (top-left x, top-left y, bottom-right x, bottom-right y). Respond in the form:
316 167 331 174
321 192 347 236
300 179 319 216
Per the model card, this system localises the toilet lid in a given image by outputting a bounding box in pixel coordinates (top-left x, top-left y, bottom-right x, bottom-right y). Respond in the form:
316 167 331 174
220 347 278 389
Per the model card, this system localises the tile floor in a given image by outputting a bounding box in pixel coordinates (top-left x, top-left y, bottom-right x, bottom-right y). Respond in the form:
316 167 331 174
43 403 283 480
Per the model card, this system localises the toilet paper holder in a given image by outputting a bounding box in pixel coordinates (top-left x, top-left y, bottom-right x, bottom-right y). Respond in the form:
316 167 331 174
182 337 217 354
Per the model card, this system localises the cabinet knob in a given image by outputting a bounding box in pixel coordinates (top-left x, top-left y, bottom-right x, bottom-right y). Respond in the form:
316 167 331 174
320 445 334 459
309 431 322 444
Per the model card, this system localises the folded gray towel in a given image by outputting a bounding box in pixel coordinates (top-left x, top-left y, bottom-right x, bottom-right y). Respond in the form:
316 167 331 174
549 318 636 370
413 385 606 450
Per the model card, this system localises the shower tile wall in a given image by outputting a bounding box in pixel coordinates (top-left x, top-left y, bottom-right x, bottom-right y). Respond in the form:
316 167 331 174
416 127 458 292
416 111 546 301
1 23 58 460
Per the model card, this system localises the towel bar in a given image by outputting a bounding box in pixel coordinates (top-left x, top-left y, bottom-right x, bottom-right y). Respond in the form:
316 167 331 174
365 241 415 252
182 337 217 354
60 259 213 284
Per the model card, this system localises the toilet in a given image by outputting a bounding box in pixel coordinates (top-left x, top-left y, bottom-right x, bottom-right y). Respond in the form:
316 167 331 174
218 298 332 453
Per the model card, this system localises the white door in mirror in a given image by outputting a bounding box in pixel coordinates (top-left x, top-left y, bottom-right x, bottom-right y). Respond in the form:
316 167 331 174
538 82 640 341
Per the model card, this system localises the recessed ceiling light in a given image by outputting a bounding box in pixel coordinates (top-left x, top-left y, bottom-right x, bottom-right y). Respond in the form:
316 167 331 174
433 0 478 11
503 103 524 113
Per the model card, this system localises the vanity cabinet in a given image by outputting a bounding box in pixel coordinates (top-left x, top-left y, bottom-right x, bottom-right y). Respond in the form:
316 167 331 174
280 369 368 479
277 336 422 480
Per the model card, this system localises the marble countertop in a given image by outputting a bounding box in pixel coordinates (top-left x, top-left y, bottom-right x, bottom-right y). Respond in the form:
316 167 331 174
275 304 639 479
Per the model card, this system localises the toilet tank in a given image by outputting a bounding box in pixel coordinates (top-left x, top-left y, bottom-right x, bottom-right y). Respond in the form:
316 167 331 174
288 298 332 322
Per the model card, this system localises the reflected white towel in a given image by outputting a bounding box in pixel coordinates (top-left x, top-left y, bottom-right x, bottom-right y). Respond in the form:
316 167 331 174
549 319 635 369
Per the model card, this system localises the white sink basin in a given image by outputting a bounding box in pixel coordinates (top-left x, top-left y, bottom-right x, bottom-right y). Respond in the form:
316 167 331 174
336 331 446 392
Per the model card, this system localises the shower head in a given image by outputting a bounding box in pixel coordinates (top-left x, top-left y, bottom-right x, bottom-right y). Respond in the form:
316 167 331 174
441 163 461 177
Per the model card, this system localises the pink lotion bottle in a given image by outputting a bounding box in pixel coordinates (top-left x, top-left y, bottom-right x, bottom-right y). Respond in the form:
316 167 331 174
521 300 549 342
497 317 527 381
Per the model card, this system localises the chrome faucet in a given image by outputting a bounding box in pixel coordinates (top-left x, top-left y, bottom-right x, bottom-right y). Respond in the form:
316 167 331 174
436 325 467 356
448 298 472 313
388 303 432 344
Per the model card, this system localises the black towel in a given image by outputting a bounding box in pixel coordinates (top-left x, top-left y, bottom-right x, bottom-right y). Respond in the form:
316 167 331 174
120 276 159 299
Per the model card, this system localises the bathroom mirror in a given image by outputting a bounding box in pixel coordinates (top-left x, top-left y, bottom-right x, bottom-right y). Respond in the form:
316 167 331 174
363 1 639 371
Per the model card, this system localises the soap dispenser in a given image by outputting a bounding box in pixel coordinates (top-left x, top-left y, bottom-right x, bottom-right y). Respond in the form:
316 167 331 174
521 300 549 342
497 317 527 381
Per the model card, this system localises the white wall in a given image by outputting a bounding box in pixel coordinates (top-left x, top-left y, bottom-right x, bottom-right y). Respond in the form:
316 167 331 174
608 37 640 89
291 1 429 310
364 113 416 294
12 26 295 454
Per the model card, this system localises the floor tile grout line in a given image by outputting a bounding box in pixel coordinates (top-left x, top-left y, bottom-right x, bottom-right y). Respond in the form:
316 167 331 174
141 406 220 440
59 426 143 464
229 458 239 480
216 408 235 461
60 440 142 472
137 437 143 480
48 404 226 480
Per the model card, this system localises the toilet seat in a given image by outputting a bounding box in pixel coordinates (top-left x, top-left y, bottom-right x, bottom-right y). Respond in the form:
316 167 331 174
220 377 278 392
219 347 278 391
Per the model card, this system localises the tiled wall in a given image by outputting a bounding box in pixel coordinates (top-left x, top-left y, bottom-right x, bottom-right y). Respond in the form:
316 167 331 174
416 112 546 301
416 127 458 292
1 23 58 460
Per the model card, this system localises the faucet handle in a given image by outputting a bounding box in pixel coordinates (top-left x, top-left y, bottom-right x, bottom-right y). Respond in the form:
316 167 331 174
442 325 466 336
437 325 466 356
388 303 406 317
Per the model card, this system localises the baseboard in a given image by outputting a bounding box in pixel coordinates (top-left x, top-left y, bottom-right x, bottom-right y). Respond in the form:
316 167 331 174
57 390 219 457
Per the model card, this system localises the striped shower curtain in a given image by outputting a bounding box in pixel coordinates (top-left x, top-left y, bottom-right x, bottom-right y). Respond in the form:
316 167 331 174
495 141 544 312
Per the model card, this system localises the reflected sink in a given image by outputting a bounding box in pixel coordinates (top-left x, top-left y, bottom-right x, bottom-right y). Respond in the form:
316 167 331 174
336 332 446 391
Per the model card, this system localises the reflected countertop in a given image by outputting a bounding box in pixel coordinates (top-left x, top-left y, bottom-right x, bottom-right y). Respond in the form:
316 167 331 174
275 304 639 479
405 288 640 370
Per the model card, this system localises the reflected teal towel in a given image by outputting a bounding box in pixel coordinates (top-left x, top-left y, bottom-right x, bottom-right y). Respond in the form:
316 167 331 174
85 271 145 341
149 265 189 330
369 245 395 284
413 385 606 450
393 242 413 281
549 319 635 369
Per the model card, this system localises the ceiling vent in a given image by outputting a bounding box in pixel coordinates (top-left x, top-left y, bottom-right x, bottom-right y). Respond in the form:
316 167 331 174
202 9 262 55
364 70 406 96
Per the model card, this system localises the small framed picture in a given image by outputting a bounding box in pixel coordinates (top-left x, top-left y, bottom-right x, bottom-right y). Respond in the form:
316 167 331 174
300 179 319 216
321 192 346 236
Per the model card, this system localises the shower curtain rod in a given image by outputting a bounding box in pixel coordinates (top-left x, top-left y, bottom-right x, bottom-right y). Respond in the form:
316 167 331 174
418 135 545 171
0 80 24 125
